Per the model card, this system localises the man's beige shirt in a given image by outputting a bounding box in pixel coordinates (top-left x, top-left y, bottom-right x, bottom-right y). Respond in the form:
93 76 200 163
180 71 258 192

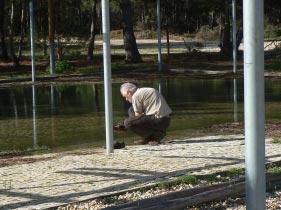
132 87 172 118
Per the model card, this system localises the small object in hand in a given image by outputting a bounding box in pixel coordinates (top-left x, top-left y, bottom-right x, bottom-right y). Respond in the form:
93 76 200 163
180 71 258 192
113 123 125 131
113 141 125 149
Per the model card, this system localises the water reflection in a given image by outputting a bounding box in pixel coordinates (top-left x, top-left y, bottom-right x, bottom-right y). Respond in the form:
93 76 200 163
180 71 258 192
0 78 281 152
10 89 18 128
233 79 238 122
32 85 38 149
50 84 55 144
92 84 100 112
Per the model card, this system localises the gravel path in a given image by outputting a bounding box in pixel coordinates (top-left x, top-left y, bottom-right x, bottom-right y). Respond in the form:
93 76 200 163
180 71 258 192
1 134 281 209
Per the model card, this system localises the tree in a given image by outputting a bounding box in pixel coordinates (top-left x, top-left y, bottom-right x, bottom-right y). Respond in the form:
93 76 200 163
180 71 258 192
7 0 19 66
118 0 142 63
18 0 27 61
0 0 8 59
219 0 232 57
87 0 99 61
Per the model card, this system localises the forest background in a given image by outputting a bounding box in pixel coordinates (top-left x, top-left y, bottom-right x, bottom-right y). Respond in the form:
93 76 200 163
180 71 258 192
0 0 281 76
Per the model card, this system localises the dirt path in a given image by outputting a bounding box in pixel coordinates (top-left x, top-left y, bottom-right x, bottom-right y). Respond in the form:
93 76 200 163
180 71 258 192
1 134 281 209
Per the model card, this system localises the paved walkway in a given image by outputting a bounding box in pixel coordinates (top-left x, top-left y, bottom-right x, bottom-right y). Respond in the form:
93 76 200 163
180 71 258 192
1 135 281 209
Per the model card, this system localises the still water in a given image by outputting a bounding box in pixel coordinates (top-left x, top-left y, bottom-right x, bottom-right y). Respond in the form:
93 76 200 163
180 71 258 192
0 78 281 152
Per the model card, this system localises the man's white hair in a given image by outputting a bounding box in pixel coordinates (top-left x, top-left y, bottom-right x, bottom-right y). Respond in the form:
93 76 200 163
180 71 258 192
120 82 137 95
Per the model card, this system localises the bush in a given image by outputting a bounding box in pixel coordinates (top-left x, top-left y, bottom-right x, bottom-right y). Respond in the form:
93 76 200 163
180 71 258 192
265 24 281 39
264 17 281 39
54 60 73 74
135 30 157 39
265 62 281 72
195 25 220 41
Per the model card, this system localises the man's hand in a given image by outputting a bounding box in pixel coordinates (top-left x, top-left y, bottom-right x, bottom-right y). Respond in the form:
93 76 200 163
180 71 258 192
113 123 125 131
134 112 142 117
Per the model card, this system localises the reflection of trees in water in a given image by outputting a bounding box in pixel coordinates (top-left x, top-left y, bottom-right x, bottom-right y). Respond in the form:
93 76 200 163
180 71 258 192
23 89 28 117
32 85 38 149
10 89 18 128
233 79 238 122
50 85 56 144
93 84 100 112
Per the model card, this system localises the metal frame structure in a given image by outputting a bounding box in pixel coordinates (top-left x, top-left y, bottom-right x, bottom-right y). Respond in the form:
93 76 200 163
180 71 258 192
243 0 265 209
29 0 36 82
28 1 266 208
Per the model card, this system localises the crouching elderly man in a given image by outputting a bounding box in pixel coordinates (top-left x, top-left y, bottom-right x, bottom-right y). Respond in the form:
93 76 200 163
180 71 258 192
114 82 172 145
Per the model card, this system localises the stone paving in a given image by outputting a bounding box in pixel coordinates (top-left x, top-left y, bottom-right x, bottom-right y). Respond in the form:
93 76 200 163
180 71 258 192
1 134 281 210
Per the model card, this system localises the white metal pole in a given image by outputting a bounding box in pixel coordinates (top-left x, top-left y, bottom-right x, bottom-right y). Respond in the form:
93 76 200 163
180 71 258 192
29 0 36 82
48 0 55 75
232 0 237 73
101 0 113 154
243 0 265 209
157 0 162 71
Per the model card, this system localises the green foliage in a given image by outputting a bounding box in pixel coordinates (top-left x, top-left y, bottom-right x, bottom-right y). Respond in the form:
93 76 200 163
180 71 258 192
223 168 244 178
195 25 220 41
202 174 217 182
175 175 198 185
136 30 157 39
110 30 123 39
265 62 281 72
267 165 281 174
66 50 82 60
157 175 198 189
103 196 117 204
271 137 281 144
265 24 281 39
264 18 281 39
54 60 73 74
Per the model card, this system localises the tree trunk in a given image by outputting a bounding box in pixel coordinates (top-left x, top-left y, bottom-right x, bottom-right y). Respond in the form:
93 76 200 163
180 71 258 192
236 24 243 52
118 0 142 63
219 1 232 57
0 0 8 59
87 0 98 61
8 0 19 66
18 0 27 61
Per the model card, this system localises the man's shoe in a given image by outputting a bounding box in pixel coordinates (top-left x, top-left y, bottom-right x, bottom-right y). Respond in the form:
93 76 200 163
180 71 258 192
113 141 125 149
103 141 125 149
113 123 125 131
149 132 166 143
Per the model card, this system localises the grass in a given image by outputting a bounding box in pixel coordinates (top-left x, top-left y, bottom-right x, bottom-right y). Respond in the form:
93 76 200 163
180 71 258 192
271 137 281 144
116 163 281 193
155 167 244 190
157 175 198 189
103 196 118 204
267 162 281 174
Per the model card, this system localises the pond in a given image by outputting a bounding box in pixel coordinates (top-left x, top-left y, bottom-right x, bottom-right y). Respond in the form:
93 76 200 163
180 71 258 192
0 78 281 153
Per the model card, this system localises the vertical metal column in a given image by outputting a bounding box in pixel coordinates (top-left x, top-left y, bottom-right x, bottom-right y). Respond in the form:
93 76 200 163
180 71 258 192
101 0 113 154
243 0 265 209
29 0 36 82
48 0 55 75
157 0 162 71
232 0 237 73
